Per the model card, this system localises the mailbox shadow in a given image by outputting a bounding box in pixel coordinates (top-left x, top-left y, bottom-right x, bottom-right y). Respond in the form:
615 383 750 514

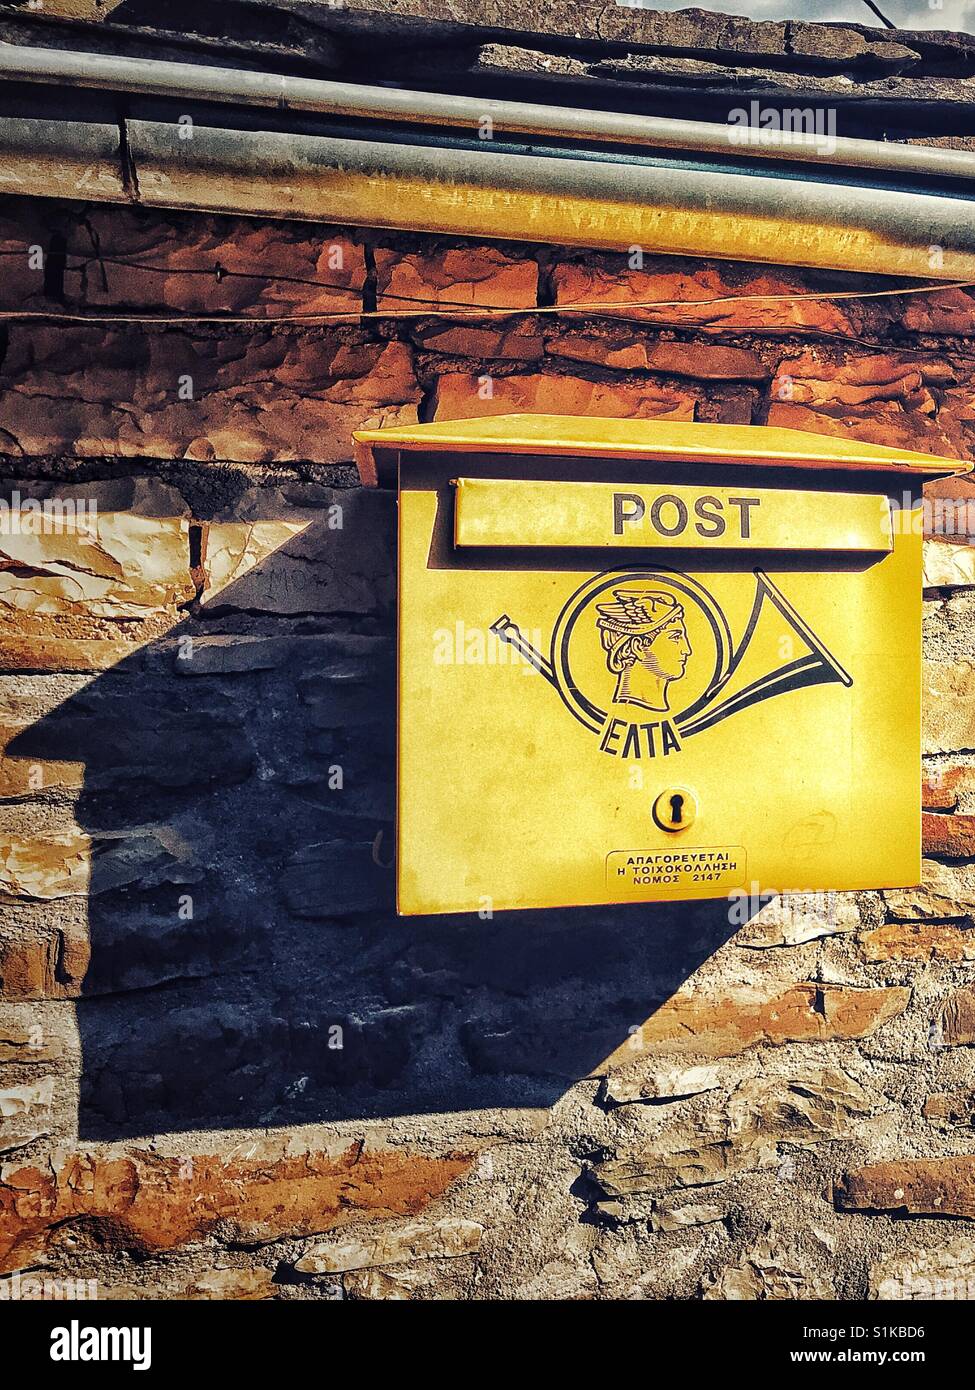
8 492 749 1140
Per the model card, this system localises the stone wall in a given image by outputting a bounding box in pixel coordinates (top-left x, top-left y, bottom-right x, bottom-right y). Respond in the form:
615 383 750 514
3 195 975 1300
8 2 975 145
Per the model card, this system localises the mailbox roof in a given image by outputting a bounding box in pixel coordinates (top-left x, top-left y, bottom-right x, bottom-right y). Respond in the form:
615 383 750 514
354 414 973 487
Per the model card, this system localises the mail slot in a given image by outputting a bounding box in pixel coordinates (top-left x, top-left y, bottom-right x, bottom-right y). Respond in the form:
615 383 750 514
353 415 970 916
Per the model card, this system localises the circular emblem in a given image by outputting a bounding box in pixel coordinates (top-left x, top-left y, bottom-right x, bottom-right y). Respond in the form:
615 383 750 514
550 570 733 734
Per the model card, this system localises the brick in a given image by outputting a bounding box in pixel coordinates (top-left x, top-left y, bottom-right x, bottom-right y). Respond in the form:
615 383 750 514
0 832 89 903
903 287 975 335
0 330 419 466
767 352 965 456
650 1200 725 1233
0 740 84 798
552 260 853 331
726 1068 875 1146
281 841 388 917
412 321 544 360
766 402 963 458
835 1156 975 1219
546 334 767 381
923 661 975 754
100 1268 276 1301
860 921 975 962
735 891 867 948
923 541 975 589
590 1139 777 1196
787 22 870 61
0 924 89 1002
941 986 975 1045
7 702 256 799
885 858 975 920
170 633 388 678
601 1064 721 1106
294 1217 483 1273
0 826 199 908
707 392 755 425
609 983 909 1059
642 341 767 381
201 486 394 616
586 6 790 54
433 371 695 422
0 478 194 667
921 765 975 811
61 208 365 316
0 499 193 625
343 1265 438 1299
772 352 953 409
375 246 536 311
591 1072 873 1211
0 1017 64 1064
0 205 53 310
924 477 975 544
922 811 975 857
922 776 957 811
924 1092 975 1129
0 1144 474 1274
0 639 143 676
545 333 656 371
0 1079 55 1155
702 1232 834 1300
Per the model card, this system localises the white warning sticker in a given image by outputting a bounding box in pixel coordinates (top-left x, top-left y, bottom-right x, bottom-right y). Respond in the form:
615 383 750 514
606 846 746 898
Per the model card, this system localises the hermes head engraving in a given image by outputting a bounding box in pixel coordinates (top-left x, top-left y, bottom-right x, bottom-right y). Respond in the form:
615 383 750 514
596 588 691 712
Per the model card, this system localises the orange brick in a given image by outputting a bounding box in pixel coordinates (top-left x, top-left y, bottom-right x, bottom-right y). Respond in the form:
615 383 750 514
0 1145 475 1274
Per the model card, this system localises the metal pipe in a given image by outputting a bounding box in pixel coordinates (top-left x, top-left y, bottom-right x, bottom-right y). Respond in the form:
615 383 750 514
1 108 973 281
0 117 127 203
3 41 975 184
125 119 975 280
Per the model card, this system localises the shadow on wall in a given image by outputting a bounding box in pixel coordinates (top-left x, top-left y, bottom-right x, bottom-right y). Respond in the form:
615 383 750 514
8 489 745 1140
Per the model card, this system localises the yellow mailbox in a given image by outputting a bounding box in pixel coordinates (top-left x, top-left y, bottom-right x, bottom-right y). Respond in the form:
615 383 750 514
353 415 970 916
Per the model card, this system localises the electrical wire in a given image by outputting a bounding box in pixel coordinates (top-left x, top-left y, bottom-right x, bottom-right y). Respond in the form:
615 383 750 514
1 278 973 325
859 0 897 29
1 248 973 324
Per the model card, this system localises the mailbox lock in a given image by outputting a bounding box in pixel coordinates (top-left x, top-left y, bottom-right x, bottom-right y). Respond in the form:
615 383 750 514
653 787 698 833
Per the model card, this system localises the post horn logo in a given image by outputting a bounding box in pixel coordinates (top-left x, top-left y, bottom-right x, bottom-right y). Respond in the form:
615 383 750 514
490 569 852 759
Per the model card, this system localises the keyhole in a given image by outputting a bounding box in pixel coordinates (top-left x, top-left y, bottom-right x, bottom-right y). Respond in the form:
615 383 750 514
652 787 696 833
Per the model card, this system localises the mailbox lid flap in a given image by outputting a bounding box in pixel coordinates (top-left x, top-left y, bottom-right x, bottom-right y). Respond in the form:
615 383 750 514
354 414 973 487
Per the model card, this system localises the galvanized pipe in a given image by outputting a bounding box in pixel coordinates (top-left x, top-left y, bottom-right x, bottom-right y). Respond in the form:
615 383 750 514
1 109 974 281
3 41 975 184
0 116 129 203
126 120 975 281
